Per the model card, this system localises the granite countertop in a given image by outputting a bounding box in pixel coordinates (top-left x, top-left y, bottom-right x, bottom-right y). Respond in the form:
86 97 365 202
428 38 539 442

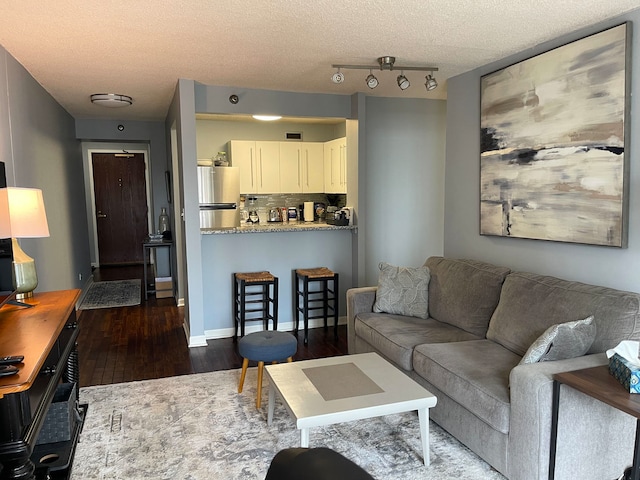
201 221 356 235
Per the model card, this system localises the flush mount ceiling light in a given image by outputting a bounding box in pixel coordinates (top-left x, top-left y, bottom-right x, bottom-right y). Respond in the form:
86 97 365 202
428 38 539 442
252 115 282 121
397 72 410 90
331 56 438 91
90 93 133 107
425 74 438 91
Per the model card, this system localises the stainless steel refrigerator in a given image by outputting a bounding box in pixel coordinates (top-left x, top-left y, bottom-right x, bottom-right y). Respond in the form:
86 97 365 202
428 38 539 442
198 166 240 229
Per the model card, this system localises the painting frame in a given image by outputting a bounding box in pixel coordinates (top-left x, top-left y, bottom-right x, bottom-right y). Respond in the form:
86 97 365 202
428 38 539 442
480 23 631 247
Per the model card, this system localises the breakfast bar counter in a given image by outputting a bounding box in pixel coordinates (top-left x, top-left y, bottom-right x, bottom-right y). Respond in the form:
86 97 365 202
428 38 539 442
200 224 355 337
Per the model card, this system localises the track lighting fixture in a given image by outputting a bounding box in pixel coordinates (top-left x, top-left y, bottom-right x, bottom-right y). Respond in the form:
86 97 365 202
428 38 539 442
365 70 378 89
425 74 438 91
331 69 345 84
397 72 410 90
331 56 438 92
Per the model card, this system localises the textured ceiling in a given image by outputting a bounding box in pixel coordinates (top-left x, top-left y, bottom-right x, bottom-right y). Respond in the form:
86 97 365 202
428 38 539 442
0 1 638 121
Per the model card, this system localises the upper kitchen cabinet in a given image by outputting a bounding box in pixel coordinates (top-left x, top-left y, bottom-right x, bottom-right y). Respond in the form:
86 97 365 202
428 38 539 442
324 137 347 194
230 140 280 194
280 142 324 193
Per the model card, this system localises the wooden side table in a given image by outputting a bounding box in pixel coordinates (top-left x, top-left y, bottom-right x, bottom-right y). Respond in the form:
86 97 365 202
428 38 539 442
550 365 640 480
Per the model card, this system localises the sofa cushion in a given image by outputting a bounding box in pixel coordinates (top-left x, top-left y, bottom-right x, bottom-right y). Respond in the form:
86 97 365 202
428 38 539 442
373 262 430 319
413 340 520 434
354 312 481 371
487 272 640 356
425 257 511 337
519 316 596 364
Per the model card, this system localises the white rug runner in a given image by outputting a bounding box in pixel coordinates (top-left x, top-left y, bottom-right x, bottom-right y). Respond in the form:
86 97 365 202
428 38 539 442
70 369 506 479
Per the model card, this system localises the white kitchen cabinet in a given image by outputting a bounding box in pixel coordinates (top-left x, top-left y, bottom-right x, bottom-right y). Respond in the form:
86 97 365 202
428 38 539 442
280 142 324 193
324 137 347 194
229 140 280 193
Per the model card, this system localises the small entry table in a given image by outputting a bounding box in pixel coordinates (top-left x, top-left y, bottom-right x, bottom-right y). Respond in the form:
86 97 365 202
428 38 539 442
550 365 640 480
142 238 173 299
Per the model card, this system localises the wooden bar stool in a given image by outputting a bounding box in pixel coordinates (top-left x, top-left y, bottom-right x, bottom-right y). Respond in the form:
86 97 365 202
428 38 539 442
293 267 339 345
237 331 297 409
233 271 278 341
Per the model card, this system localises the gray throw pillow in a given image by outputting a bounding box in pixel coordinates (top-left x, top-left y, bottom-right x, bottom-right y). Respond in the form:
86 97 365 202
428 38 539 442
373 262 430 319
519 316 596 365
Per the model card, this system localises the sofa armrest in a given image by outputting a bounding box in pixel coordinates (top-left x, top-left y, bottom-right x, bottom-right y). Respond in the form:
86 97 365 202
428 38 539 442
346 287 377 353
508 353 635 480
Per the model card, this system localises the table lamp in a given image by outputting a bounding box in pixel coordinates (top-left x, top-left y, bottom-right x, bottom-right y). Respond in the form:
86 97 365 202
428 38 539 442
0 188 50 299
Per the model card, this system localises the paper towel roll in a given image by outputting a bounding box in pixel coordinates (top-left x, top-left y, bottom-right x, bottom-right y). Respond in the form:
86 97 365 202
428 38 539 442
304 202 314 222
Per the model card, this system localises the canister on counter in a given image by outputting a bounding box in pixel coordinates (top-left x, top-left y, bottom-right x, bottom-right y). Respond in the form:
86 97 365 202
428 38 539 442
287 207 298 222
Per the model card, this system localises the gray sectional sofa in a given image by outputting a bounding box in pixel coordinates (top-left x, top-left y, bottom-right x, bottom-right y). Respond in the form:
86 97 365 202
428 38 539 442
346 256 640 480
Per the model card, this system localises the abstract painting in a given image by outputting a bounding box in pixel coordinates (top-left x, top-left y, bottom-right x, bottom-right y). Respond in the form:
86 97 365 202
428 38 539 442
480 23 630 247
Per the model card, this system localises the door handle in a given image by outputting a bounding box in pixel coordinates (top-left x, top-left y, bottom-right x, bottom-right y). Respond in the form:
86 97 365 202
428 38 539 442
97 211 107 218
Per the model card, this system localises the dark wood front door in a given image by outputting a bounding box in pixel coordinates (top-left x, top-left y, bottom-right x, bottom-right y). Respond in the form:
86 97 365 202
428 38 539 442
92 153 148 265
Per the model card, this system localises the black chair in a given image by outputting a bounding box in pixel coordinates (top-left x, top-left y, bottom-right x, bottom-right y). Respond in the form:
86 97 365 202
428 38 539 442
265 448 375 480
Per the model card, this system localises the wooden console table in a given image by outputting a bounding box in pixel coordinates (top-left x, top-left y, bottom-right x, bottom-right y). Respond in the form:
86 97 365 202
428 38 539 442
549 365 640 480
0 289 80 480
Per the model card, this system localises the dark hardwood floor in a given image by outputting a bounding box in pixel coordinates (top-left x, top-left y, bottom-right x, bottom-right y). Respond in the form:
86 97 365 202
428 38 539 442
77 265 348 387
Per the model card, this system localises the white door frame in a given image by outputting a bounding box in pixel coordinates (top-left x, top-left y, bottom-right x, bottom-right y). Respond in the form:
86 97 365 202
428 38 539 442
84 146 152 267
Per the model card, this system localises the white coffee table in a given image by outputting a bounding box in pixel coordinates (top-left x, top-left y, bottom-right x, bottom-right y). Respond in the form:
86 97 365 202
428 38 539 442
265 352 437 465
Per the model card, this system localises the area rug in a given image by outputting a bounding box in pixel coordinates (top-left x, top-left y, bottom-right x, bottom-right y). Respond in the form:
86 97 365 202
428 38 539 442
78 279 141 310
70 369 506 480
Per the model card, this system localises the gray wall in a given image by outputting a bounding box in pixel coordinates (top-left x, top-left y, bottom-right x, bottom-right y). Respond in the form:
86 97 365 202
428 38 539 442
166 79 204 345
445 11 640 293
0 46 91 293
364 96 446 285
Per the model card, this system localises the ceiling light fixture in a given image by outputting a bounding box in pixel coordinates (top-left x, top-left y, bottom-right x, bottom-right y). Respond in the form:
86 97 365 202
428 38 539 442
397 72 410 91
331 56 438 91
252 115 282 121
365 70 378 89
331 69 345 84
90 93 133 107
425 73 438 91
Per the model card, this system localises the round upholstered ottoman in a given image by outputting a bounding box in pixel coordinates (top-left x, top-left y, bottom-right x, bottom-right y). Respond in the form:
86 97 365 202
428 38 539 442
237 330 297 408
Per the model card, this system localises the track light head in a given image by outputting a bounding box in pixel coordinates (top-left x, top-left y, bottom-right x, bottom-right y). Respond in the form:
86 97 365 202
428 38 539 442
331 69 344 84
425 74 438 91
365 71 379 89
397 73 410 90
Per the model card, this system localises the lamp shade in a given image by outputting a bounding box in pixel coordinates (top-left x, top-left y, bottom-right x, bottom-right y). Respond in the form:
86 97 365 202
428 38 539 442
0 188 50 239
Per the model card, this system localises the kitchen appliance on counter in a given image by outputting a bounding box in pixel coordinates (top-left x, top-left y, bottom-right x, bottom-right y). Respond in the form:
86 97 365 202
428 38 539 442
268 208 283 222
247 196 259 223
198 166 240 229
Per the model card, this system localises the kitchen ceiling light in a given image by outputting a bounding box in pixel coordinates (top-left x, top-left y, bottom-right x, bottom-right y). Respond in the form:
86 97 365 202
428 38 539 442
331 56 438 92
252 115 282 121
365 70 378 89
90 93 133 107
397 73 410 90
425 74 438 91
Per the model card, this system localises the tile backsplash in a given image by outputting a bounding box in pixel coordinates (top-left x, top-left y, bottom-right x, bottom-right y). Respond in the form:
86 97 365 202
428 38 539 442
241 193 346 222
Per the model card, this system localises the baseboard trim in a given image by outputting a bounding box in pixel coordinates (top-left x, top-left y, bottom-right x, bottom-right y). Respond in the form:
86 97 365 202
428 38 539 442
202 316 346 341
75 275 95 311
